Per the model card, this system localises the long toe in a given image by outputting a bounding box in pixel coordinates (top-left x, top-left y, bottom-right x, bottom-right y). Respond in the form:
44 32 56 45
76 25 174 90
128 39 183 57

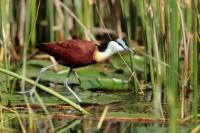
29 87 36 102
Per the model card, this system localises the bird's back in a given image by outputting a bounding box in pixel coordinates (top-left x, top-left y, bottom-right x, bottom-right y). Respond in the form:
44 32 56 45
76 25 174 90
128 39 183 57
36 39 97 68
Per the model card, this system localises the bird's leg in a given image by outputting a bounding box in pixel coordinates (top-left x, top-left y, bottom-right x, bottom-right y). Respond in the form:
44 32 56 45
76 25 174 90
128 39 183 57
64 68 82 103
73 70 81 84
18 63 58 99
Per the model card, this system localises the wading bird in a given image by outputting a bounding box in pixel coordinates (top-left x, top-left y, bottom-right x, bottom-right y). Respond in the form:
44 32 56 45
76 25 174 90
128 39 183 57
31 39 133 103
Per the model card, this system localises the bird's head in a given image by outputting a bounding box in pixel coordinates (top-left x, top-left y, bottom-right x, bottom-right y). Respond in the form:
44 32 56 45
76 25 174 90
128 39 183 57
95 39 134 62
107 39 134 53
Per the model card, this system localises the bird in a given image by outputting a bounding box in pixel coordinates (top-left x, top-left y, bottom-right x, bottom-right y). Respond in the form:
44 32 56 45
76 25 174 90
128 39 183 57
31 39 133 103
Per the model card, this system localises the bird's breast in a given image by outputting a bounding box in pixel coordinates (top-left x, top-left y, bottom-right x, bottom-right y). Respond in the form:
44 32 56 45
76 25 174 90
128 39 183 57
93 47 113 62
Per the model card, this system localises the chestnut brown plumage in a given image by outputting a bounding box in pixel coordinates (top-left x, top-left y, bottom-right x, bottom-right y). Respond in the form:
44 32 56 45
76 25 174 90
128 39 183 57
36 39 97 68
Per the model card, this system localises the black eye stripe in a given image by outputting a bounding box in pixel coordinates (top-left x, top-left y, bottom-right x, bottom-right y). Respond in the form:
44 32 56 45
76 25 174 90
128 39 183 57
98 41 127 52
115 41 126 49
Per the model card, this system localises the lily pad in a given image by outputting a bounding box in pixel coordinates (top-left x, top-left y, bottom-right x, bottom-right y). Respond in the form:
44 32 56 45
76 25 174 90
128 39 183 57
81 78 129 90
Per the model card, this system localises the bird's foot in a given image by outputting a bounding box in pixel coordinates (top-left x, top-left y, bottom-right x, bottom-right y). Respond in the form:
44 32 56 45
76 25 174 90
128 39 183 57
16 86 36 102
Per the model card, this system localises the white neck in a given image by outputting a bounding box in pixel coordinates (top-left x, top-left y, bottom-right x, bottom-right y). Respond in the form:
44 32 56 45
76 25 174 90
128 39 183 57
94 41 125 62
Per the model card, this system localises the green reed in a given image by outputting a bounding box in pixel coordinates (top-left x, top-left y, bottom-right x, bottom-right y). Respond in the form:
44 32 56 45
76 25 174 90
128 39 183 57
166 0 180 132
120 0 137 92
21 0 31 93
189 0 199 125
136 0 199 132
47 0 54 41
30 0 36 46
74 0 84 38
73 0 94 39
63 0 70 39
83 0 93 38
0 0 199 132
0 0 10 94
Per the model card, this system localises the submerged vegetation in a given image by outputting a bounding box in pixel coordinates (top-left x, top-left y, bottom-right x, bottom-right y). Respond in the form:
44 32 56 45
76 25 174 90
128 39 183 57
0 0 199 132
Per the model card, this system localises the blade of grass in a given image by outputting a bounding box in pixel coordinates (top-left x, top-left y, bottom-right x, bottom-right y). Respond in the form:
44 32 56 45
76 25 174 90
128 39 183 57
177 1 189 119
83 0 93 40
120 0 138 92
56 120 81 133
0 0 10 93
145 4 155 100
59 1 97 43
0 106 26 133
166 0 180 132
46 0 54 42
0 67 89 115
74 0 83 38
34 90 55 131
30 0 36 46
20 1 44 131
21 0 32 94
190 0 199 126
63 0 70 39
97 106 108 129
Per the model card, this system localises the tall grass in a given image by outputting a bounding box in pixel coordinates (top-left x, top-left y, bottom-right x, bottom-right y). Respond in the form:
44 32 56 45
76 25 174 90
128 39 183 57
63 0 70 39
190 0 199 125
137 0 199 132
0 0 199 132
166 1 180 132
0 0 10 95
47 0 54 42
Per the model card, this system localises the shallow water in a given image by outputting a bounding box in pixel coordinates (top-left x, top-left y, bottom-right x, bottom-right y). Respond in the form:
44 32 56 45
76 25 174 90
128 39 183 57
1 89 194 133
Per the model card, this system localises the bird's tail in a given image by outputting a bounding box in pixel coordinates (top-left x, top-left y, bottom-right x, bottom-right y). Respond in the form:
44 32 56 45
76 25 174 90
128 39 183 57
36 42 45 49
35 42 55 56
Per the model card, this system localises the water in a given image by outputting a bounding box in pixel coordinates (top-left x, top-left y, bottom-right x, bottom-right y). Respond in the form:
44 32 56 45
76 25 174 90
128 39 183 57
0 90 194 132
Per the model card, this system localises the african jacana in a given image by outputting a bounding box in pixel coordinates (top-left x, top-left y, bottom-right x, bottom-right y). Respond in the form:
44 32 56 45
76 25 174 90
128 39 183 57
31 39 133 103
